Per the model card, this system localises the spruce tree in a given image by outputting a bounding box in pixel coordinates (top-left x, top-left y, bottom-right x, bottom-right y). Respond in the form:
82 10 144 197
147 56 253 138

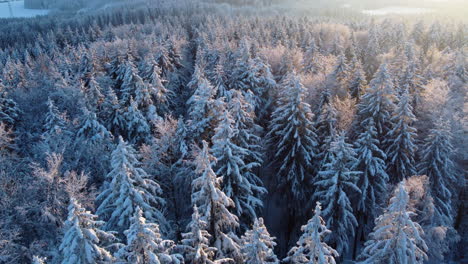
186 74 217 141
267 72 318 202
76 108 112 144
354 119 389 222
0 82 19 126
284 202 339 264
359 183 428 264
181 205 220 264
121 98 151 144
58 199 117 264
241 217 279 264
356 63 397 147
192 141 242 263
96 137 167 234
385 89 417 183
314 133 361 254
212 108 264 227
418 120 457 225
116 208 182 264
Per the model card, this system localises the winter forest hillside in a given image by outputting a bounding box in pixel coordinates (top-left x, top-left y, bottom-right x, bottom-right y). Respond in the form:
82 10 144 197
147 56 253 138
0 0 466 263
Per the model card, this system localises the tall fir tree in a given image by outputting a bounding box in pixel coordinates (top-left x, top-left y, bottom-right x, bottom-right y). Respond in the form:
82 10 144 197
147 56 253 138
180 205 221 264
267 72 318 202
354 119 389 223
313 133 361 255
418 120 457 225
355 63 397 147
284 202 339 264
186 73 217 141
76 108 112 144
116 208 182 264
359 183 428 264
241 217 279 264
192 141 242 263
384 88 417 183
96 137 167 235
58 199 117 264
212 107 265 228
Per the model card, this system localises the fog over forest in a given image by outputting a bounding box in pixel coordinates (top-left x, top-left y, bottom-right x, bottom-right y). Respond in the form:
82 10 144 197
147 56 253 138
0 0 466 263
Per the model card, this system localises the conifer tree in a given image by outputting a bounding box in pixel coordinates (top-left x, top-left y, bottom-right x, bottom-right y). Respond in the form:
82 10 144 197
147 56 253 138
32 256 46 264
0 82 19 126
354 119 389 221
385 89 417 183
359 183 428 264
356 63 397 146
186 74 217 141
327 53 350 97
302 39 324 74
116 208 182 264
267 72 318 202
241 217 279 264
77 108 112 144
349 60 368 101
314 133 361 254
142 58 170 114
96 137 167 234
192 141 242 263
418 120 457 225
212 108 264 226
122 98 151 144
44 98 68 136
314 93 338 169
181 206 220 264
58 199 117 264
284 202 339 264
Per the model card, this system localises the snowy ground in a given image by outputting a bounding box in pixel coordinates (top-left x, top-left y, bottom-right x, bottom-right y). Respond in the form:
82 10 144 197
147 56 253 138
0 0 49 18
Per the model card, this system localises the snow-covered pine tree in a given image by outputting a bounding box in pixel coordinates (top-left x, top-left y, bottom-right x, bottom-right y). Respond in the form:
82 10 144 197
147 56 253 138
355 62 397 147
326 53 350 97
354 119 389 223
119 58 152 108
211 61 229 99
32 256 46 264
186 73 217 141
116 207 182 264
58 198 117 264
284 202 339 264
121 98 151 144
418 120 457 225
96 137 167 234
314 133 361 255
302 39 324 74
314 92 338 169
384 88 417 183
76 108 112 144
212 107 264 227
359 182 428 264
141 58 170 115
348 59 368 101
229 57 275 119
241 217 279 264
267 71 318 202
44 98 68 136
192 141 242 263
84 75 105 111
181 205 220 264
0 82 19 126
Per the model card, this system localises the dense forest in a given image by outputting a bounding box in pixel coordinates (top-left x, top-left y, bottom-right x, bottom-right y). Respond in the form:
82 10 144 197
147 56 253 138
0 0 466 263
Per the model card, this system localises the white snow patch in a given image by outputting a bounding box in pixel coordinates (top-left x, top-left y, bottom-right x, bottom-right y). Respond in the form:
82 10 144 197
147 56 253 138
0 0 49 18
